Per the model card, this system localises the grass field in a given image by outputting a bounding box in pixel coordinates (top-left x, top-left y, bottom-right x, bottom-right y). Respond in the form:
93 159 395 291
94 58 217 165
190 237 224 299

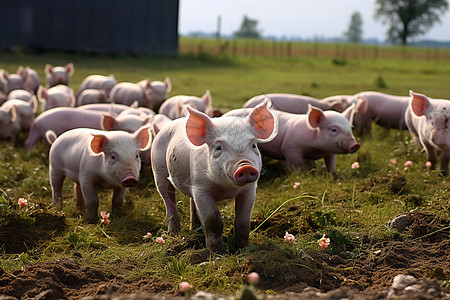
0 41 449 298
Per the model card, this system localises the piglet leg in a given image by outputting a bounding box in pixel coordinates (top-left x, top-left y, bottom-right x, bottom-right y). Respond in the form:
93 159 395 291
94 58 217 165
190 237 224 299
193 192 225 253
234 188 255 250
80 182 99 224
190 197 201 230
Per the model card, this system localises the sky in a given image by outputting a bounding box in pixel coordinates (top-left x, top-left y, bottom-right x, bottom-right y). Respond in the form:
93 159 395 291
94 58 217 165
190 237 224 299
179 0 450 42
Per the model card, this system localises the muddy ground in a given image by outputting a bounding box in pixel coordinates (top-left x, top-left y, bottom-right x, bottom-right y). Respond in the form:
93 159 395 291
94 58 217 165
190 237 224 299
0 212 449 299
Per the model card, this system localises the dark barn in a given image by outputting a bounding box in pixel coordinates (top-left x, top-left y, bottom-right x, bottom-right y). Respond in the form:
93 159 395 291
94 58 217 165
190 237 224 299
0 0 179 55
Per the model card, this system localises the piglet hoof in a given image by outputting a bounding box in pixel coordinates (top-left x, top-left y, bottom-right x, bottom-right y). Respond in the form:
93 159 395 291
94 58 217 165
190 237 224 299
234 165 259 185
207 239 226 254
121 172 138 187
85 213 98 224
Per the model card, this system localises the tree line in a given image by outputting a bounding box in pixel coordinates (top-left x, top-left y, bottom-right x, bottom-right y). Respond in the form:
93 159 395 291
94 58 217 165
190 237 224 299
233 0 449 45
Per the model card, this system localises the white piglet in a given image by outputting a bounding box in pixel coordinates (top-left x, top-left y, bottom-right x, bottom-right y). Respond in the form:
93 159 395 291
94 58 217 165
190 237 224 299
49 126 152 223
151 99 278 252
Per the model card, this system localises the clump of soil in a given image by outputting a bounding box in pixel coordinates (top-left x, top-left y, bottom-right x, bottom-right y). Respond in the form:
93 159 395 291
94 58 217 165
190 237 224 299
0 210 66 253
251 205 316 238
360 173 407 194
0 258 174 299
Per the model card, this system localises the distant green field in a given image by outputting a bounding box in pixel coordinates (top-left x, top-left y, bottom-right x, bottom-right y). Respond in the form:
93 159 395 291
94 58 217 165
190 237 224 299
0 41 449 296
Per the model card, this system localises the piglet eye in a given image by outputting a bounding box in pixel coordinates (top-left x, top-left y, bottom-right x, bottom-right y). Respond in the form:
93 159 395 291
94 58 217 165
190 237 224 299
111 154 116 160
252 144 256 148
216 145 222 151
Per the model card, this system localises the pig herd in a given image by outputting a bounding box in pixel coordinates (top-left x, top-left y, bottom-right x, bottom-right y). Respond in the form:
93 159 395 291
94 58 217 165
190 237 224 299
1 63 449 252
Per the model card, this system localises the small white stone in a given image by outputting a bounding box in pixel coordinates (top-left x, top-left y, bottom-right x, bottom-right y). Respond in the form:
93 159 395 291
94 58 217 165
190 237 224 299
392 274 417 291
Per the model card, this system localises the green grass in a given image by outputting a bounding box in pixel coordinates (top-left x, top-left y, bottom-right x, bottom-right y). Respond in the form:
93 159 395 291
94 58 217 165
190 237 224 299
1 43 450 295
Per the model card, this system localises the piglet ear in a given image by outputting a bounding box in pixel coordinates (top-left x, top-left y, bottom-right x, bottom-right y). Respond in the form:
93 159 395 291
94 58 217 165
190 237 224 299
185 106 214 146
342 102 356 125
354 96 368 114
202 90 212 108
17 65 27 81
30 96 38 113
0 70 9 84
165 77 172 93
307 104 325 129
9 105 17 122
37 85 47 105
410 90 430 117
101 114 116 131
68 89 75 107
134 125 152 151
246 98 278 143
45 64 53 76
65 63 75 76
90 134 107 154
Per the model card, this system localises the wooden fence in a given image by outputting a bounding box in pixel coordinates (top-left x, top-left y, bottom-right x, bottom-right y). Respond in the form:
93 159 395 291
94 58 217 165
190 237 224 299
179 38 450 61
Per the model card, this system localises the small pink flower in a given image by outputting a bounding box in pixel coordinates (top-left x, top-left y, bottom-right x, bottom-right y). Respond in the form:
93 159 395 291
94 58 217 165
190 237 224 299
293 182 300 189
318 234 330 250
284 231 295 243
426 161 432 168
351 162 360 169
247 272 260 285
143 232 152 240
156 237 165 244
100 211 110 225
18 198 28 208
179 281 192 293
404 160 413 167
390 158 397 165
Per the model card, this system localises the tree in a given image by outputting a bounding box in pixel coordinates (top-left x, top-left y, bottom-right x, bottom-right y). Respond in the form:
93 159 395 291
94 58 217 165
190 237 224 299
374 0 449 45
234 15 261 39
344 11 364 43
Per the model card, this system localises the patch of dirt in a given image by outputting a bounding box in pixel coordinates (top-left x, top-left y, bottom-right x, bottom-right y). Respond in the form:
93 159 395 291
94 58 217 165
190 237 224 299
0 211 66 253
0 258 175 300
360 173 407 194
0 213 448 299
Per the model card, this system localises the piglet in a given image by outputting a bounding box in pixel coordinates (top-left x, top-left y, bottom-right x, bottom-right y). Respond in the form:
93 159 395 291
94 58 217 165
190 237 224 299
224 104 359 172
109 82 151 108
24 107 150 151
151 100 278 252
351 91 410 137
321 94 355 112
18 66 40 94
137 78 172 111
0 97 38 143
45 63 74 88
77 89 107 106
404 91 450 175
158 90 212 119
7 89 34 102
150 114 172 137
38 85 75 111
49 126 152 223
77 102 139 115
76 74 117 99
0 69 27 94
0 103 18 141
244 93 331 113
110 78 171 111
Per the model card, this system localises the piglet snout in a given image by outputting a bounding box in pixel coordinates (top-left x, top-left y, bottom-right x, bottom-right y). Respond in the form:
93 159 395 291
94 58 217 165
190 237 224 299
234 163 259 185
348 141 360 153
121 172 138 187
